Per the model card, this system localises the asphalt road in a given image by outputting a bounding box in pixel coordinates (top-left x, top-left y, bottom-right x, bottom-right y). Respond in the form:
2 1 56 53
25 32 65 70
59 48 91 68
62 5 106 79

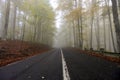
0 49 62 80
62 48 120 80
0 48 120 80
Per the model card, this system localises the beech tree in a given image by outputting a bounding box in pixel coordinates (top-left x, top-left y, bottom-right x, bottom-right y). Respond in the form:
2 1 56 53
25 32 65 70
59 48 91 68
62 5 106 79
2 0 11 40
111 0 120 52
0 0 56 46
56 0 119 52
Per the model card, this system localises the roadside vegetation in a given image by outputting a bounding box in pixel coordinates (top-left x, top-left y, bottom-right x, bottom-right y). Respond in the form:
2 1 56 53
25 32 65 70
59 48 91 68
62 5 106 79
0 0 55 67
0 40 50 67
56 0 120 61
56 0 120 53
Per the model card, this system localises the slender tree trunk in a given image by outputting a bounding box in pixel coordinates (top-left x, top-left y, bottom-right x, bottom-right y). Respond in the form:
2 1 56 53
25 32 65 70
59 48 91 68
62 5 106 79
77 18 81 48
33 25 37 41
90 17 94 49
69 24 72 46
12 5 17 40
72 20 77 47
2 0 11 40
105 0 117 52
72 21 75 47
0 0 3 37
96 15 100 50
39 20 43 43
16 8 20 39
36 21 42 42
118 0 120 10
90 0 96 50
75 0 81 48
111 0 120 53
33 17 38 42
79 0 83 49
20 15 26 50
42 25 45 43
80 17 83 49
40 24 43 43
75 23 79 47
109 31 112 51
21 16 26 41
103 17 106 51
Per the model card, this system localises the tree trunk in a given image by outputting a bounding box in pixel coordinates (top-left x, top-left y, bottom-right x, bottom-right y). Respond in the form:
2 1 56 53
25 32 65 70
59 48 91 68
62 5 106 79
90 17 94 49
118 0 120 10
72 21 76 47
33 17 38 42
20 15 26 50
90 0 96 50
80 17 83 49
12 5 17 40
111 0 120 53
77 18 81 48
105 0 117 52
103 16 106 51
21 16 26 41
2 0 11 40
78 0 83 49
96 15 100 50
17 8 21 39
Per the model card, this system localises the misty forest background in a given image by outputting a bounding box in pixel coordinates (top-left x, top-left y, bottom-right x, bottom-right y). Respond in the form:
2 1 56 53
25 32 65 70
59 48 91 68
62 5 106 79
55 0 120 53
0 0 55 46
0 0 120 53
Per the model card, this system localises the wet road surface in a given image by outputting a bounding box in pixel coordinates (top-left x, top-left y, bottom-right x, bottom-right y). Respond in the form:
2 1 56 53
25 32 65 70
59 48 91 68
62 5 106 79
0 48 120 80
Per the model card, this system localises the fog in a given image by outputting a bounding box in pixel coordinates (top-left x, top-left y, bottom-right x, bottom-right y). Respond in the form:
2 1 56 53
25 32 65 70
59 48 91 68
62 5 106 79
0 0 120 52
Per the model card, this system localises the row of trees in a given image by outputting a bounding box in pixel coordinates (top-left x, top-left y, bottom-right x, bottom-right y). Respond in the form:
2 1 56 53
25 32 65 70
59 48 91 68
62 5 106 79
0 0 56 46
56 0 120 53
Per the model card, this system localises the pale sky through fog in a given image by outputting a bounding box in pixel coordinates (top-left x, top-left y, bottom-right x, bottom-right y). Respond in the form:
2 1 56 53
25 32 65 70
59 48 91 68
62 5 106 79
50 0 61 29
50 0 87 29
50 0 57 9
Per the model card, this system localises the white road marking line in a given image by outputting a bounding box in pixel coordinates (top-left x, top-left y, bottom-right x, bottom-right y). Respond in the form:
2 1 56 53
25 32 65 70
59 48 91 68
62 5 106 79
41 76 45 79
61 49 70 80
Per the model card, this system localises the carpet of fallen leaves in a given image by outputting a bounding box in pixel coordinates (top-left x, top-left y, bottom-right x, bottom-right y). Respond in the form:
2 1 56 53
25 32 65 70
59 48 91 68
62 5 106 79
0 40 50 67
75 49 120 64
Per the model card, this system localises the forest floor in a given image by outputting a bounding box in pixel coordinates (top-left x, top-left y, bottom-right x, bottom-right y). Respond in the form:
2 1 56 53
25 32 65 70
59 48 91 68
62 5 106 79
0 40 50 67
76 49 120 65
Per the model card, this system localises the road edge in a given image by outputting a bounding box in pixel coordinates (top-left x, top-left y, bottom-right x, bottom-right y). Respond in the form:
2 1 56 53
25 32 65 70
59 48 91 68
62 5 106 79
61 49 70 80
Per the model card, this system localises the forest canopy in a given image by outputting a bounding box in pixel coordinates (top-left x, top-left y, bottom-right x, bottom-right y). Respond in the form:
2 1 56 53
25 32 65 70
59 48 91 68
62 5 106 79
55 0 120 53
0 0 56 46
